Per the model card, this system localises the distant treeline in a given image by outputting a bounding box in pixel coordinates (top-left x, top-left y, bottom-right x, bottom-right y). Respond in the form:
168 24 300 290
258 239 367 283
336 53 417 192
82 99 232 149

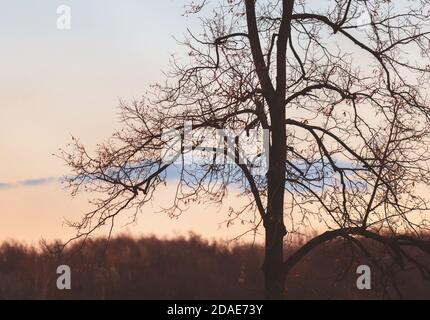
0 234 429 300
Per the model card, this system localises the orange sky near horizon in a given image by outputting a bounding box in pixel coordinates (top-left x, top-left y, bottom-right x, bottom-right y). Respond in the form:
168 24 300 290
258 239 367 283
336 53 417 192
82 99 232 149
0 180 263 244
0 1 246 243
1 0 428 245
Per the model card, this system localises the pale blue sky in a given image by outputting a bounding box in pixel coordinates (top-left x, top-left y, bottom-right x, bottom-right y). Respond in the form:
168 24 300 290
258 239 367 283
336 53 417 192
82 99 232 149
0 1 248 243
0 0 420 243
0 0 195 182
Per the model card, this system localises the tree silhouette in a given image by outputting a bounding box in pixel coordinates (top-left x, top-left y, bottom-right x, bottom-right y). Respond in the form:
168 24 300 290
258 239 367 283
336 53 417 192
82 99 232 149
62 0 430 299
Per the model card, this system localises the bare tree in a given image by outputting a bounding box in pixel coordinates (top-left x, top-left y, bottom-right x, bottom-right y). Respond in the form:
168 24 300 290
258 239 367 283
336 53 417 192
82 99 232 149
62 0 430 299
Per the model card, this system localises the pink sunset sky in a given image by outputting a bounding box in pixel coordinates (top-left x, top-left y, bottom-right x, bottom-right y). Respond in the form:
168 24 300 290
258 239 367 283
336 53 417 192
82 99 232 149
0 0 419 244
0 1 262 244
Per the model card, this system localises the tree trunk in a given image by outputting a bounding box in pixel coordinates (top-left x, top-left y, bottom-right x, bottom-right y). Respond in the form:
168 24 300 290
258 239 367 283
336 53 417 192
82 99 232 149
263 221 287 299
264 106 287 299
244 0 292 299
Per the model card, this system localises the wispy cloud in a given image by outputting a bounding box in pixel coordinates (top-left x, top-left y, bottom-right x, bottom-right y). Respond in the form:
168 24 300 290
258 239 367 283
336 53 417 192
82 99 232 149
0 183 13 189
19 177 59 187
0 177 60 189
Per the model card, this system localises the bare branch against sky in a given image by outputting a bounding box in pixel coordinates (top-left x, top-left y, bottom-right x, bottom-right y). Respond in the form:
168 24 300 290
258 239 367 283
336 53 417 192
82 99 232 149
2 0 430 301
56 0 430 299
